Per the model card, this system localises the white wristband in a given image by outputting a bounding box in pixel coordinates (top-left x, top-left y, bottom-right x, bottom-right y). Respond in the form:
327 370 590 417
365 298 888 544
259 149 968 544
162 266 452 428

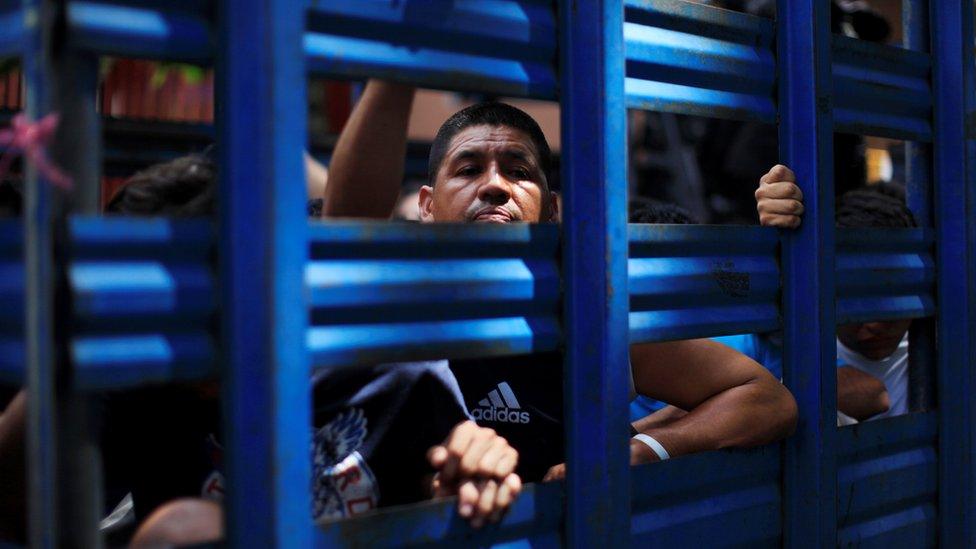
632 433 670 461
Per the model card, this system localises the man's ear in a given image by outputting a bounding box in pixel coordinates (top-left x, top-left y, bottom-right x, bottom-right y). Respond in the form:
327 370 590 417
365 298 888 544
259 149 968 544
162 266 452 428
547 191 560 222
419 185 436 223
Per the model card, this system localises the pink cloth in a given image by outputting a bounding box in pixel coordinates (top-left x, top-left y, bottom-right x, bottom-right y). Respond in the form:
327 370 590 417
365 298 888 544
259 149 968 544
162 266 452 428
0 112 73 189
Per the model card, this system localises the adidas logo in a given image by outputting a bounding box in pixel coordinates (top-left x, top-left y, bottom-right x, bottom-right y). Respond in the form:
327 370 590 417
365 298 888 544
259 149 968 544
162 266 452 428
471 382 530 424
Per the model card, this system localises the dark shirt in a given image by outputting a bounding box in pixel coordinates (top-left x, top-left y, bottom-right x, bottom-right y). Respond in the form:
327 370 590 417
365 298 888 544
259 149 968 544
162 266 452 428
449 352 564 482
103 361 470 522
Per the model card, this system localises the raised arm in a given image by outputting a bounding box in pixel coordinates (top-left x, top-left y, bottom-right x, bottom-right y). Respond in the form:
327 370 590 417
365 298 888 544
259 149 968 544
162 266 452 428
321 80 416 218
837 366 889 421
629 339 798 463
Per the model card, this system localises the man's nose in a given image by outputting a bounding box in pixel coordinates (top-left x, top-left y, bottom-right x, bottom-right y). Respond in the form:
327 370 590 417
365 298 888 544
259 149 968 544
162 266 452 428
478 168 513 204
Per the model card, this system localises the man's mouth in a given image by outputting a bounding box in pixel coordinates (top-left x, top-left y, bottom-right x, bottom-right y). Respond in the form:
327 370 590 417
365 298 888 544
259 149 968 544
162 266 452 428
856 337 901 358
472 208 515 223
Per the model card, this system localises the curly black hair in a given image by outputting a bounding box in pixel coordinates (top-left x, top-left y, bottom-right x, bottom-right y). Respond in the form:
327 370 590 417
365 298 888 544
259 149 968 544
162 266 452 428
836 182 916 229
628 199 699 224
106 154 216 216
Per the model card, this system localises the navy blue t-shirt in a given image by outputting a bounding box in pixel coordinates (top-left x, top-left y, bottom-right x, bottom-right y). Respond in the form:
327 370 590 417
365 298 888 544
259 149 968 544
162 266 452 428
449 352 564 482
103 361 470 522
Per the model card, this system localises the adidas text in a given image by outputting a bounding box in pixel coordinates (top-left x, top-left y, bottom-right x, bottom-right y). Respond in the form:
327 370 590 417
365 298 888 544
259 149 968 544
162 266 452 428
472 407 530 424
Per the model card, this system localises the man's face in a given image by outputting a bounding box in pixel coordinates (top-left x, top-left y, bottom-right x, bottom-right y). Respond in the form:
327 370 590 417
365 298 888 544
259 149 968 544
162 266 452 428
837 319 911 360
419 124 556 224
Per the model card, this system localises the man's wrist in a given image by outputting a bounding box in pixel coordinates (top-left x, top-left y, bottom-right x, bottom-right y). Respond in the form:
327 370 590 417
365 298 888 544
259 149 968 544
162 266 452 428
629 437 661 465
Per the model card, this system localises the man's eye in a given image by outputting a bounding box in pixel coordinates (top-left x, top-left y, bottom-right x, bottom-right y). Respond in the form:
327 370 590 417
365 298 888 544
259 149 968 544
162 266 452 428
457 166 480 176
511 168 530 179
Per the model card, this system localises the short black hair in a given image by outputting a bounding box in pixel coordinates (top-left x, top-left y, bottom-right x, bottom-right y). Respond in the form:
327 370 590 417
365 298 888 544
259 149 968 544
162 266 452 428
106 154 216 216
836 182 917 229
628 199 699 224
428 102 552 187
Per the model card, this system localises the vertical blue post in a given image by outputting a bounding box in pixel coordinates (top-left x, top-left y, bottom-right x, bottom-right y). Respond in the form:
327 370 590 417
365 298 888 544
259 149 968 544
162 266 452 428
21 0 58 545
930 0 974 545
217 0 311 545
962 0 976 541
903 0 931 226
559 0 630 547
777 1 837 547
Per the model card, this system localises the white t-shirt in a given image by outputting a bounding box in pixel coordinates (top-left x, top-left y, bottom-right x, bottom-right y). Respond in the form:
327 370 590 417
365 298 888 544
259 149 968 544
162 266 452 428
836 334 909 420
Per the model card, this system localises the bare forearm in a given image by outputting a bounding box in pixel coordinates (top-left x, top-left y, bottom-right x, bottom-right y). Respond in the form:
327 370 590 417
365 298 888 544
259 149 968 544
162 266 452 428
637 380 796 459
631 405 687 433
0 390 26 542
837 366 889 420
322 80 416 218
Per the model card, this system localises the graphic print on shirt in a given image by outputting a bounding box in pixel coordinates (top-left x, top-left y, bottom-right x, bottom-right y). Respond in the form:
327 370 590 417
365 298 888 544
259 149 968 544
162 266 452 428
200 434 225 501
471 381 531 424
312 408 380 521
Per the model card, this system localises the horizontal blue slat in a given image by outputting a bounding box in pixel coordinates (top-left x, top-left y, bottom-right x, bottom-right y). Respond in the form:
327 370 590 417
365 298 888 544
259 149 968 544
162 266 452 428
308 258 559 322
304 33 555 98
309 221 559 258
305 1 555 96
0 260 23 325
624 0 774 47
69 216 212 260
66 1 212 62
832 35 933 141
629 225 780 341
836 228 935 324
0 4 24 57
66 217 215 389
71 333 216 389
308 222 560 367
838 504 936 549
308 316 560 369
65 0 558 98
0 219 21 384
631 445 781 546
0 336 23 385
306 1 556 64
70 261 213 323
624 0 775 122
316 480 562 548
837 413 938 547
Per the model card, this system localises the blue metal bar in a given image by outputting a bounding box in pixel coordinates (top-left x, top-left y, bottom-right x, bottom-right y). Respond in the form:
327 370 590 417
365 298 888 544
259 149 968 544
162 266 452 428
630 446 781 546
836 413 938 546
315 481 563 547
305 1 556 64
835 228 935 324
217 0 311 545
308 317 560 370
624 0 775 122
71 333 215 389
902 1 932 228
47 36 103 547
0 219 23 384
304 33 556 99
21 0 59 545
0 3 24 57
64 1 558 97
628 225 780 342
624 0 773 46
777 0 837 547
831 36 932 141
559 0 630 546
66 0 212 62
931 0 976 546
962 0 976 539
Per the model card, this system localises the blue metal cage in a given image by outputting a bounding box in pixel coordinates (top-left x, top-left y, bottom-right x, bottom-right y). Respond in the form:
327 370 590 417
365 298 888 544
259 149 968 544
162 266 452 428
1 0 973 546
